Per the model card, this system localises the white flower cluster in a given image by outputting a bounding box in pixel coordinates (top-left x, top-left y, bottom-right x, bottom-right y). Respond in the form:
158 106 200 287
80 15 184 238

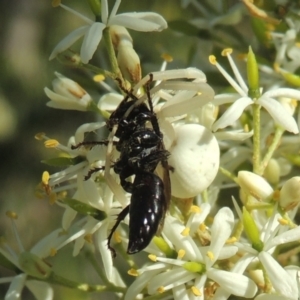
2 0 300 300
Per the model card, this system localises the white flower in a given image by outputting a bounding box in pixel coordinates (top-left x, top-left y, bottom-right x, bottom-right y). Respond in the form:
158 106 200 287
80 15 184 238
125 207 257 300
210 49 300 134
49 0 167 63
44 72 93 111
231 203 300 300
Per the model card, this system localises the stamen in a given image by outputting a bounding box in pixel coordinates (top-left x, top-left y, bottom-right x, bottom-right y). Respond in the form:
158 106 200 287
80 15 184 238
190 205 201 213
221 48 233 56
199 223 206 231
278 218 288 225
208 55 217 65
42 171 50 185
93 74 105 82
161 53 173 62
44 139 59 148
157 286 165 293
148 254 157 262
191 285 202 296
177 249 185 259
181 227 190 236
206 251 214 261
226 237 237 244
35 132 46 140
128 268 139 276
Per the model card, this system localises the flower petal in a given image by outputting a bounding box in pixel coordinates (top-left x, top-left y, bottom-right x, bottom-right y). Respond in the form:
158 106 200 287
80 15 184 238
80 22 106 63
258 97 299 133
206 207 234 267
49 26 89 60
259 251 298 299
5 274 27 300
264 225 300 251
110 12 167 31
207 269 257 298
212 97 253 131
26 280 53 300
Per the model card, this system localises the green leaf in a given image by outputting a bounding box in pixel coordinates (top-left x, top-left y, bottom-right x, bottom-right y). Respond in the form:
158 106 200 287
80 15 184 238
41 156 85 167
61 198 107 221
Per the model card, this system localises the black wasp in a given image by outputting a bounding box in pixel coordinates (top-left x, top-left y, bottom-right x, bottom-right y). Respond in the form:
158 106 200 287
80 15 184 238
74 75 171 256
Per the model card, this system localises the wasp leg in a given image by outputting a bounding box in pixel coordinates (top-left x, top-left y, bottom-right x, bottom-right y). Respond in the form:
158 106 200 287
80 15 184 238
107 205 130 258
84 166 105 180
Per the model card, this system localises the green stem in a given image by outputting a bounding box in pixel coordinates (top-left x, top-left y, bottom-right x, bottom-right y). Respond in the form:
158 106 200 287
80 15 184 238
252 103 261 174
219 167 238 184
46 272 110 292
102 27 124 84
258 126 284 176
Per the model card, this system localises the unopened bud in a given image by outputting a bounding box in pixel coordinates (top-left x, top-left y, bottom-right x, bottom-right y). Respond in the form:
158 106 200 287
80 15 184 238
238 171 274 201
279 177 300 211
263 158 280 185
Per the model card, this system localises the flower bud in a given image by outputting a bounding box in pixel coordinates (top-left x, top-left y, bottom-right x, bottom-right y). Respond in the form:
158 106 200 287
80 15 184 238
238 171 273 201
44 72 93 111
110 26 141 83
263 158 280 185
279 177 300 211
247 47 260 99
242 207 263 251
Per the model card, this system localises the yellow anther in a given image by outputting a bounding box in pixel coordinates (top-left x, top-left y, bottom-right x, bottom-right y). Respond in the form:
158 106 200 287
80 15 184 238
199 223 206 231
191 285 202 296
226 237 237 244
50 248 57 256
177 249 186 259
206 251 214 261
181 227 190 236
84 234 93 244
44 139 59 148
148 254 157 262
6 211 18 219
244 124 249 132
35 132 46 140
157 286 165 293
93 74 105 82
128 268 139 276
221 48 233 56
278 218 289 225
190 205 201 213
52 0 61 7
161 53 173 62
209 55 217 65
42 171 50 185
114 231 122 243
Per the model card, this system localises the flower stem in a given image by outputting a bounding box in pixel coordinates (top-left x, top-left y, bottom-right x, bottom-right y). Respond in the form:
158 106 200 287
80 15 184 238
103 27 124 84
258 126 284 176
252 103 261 174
